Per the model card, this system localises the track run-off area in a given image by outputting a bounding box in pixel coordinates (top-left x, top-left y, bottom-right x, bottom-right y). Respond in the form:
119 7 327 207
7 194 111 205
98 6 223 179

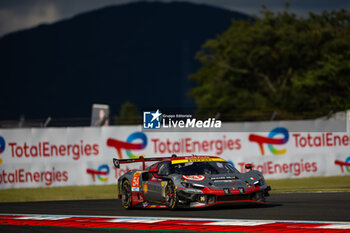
0 192 349 232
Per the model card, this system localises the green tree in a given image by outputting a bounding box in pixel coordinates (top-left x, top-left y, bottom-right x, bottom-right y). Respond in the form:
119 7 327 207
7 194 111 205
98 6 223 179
189 5 350 120
114 101 141 125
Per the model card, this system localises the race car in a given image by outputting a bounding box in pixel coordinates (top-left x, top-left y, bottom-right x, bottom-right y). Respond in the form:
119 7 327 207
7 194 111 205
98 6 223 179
113 155 271 209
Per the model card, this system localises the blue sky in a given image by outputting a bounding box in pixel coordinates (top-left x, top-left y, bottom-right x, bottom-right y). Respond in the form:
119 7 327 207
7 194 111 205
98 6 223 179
0 0 349 37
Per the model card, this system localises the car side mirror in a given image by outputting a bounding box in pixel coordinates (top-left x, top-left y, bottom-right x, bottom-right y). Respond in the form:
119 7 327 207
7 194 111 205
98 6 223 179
245 163 252 171
149 168 159 173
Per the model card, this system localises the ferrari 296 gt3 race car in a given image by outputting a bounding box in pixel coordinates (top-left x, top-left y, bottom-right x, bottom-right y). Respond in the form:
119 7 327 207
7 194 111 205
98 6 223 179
113 155 271 209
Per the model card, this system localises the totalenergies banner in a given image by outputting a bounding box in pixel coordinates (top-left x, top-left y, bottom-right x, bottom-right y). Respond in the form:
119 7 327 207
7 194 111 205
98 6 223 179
0 120 349 189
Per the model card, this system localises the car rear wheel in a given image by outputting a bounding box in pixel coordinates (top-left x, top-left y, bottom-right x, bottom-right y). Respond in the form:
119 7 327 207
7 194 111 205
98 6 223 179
165 180 178 209
121 180 132 209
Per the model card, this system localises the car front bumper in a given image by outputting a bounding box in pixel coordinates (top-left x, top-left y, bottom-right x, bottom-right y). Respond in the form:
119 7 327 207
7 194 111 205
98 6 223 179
176 185 271 208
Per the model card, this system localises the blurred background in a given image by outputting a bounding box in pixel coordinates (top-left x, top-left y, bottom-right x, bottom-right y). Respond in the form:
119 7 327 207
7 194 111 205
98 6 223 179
1 0 349 127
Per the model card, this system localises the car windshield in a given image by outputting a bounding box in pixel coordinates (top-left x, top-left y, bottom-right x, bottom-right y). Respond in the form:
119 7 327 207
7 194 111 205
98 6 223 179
173 161 239 175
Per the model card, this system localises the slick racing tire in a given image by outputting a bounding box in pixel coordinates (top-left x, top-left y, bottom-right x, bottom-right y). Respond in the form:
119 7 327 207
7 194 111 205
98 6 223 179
121 179 133 209
251 191 265 202
165 180 178 209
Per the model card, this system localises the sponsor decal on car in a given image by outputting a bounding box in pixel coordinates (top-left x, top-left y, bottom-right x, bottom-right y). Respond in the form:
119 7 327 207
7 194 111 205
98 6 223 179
172 158 225 164
182 175 206 181
238 187 245 194
210 176 236 180
131 172 141 192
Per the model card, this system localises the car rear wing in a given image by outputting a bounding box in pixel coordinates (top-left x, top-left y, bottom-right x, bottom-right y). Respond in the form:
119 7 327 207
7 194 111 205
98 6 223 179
113 155 177 170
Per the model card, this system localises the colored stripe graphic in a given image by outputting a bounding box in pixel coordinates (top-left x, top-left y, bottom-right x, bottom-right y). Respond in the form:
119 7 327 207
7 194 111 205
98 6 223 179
249 127 289 155
334 158 350 173
0 214 350 232
107 132 147 159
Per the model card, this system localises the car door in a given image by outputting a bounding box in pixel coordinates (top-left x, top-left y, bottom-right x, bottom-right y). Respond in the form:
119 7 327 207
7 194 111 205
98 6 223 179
143 163 163 202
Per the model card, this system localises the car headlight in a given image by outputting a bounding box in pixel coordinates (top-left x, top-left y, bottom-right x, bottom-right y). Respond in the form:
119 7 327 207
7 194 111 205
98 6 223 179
192 183 205 190
253 179 265 186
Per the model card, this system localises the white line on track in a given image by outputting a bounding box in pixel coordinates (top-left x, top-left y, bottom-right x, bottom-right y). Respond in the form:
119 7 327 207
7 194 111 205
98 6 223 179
1 213 350 225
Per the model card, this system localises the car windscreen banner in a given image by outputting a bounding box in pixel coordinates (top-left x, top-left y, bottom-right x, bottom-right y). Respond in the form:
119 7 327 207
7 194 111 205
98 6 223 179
0 120 349 189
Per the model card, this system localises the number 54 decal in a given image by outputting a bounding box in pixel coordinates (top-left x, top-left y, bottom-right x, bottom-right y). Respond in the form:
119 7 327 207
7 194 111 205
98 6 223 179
131 172 141 192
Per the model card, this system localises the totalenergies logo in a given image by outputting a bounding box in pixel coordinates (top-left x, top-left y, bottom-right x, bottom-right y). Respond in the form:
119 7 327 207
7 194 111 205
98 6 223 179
107 132 147 159
86 164 110 182
0 136 5 164
249 127 289 156
334 157 350 173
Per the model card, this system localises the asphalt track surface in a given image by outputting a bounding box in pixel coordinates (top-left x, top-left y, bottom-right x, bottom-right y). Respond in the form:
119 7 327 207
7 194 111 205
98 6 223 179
0 192 349 232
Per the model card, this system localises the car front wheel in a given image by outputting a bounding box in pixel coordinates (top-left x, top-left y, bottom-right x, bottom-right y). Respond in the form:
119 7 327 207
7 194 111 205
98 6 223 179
251 191 265 202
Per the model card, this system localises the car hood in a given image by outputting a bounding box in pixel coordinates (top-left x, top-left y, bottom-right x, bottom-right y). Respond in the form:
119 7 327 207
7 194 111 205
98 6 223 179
174 172 263 189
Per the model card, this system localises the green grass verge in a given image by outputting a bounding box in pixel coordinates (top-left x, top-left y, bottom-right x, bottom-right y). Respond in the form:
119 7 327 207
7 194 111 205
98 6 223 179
0 176 349 203
0 185 117 202
267 175 350 193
